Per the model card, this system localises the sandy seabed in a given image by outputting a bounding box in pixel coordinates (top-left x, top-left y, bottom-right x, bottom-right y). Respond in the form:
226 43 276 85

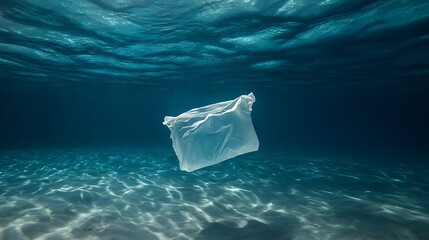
0 147 428 240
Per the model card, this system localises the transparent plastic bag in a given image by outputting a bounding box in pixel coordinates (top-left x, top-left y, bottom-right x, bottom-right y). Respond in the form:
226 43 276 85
163 93 259 172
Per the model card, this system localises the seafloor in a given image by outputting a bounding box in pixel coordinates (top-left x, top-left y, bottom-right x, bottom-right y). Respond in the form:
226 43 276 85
0 147 428 240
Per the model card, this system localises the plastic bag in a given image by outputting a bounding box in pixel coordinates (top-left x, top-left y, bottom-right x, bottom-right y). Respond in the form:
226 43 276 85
163 93 259 172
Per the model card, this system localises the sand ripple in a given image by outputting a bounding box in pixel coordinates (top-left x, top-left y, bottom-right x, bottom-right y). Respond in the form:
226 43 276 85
0 148 428 239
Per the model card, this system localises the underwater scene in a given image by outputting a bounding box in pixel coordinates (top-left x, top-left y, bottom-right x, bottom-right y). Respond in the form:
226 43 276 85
0 0 428 239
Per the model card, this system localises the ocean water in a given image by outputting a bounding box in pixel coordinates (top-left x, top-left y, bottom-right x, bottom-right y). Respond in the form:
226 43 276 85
0 0 428 239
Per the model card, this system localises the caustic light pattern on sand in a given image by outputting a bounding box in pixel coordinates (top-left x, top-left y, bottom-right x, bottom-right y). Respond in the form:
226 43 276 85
0 148 428 239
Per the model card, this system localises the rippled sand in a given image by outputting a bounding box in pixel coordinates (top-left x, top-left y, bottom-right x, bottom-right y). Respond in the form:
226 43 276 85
0 147 428 240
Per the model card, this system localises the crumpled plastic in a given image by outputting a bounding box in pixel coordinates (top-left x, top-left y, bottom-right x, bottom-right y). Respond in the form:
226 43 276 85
163 93 259 172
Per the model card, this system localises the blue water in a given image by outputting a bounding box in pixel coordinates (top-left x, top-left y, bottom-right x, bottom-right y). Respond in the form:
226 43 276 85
1 148 428 239
0 0 428 239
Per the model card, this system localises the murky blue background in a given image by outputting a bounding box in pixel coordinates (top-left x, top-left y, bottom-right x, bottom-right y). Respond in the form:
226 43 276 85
0 0 428 239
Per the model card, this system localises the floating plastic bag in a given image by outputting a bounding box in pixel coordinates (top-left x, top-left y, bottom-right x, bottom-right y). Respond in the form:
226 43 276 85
163 93 259 172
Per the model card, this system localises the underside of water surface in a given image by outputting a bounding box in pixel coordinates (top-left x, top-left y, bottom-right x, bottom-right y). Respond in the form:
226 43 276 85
0 0 428 239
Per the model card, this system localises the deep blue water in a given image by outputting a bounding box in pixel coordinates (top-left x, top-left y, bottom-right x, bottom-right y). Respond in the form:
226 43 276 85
0 0 428 239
